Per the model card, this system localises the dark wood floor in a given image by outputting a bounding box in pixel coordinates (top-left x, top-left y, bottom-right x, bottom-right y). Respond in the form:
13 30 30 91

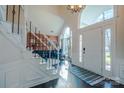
32 71 92 88
32 61 124 88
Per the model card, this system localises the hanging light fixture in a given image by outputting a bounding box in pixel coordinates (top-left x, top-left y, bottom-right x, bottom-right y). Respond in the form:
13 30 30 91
67 5 86 13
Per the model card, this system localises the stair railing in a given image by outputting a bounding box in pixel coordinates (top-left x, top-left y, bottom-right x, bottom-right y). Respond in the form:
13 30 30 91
30 32 60 74
43 34 60 74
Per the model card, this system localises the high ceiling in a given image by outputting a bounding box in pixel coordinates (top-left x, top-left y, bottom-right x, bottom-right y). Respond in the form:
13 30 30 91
25 5 114 36
25 5 64 36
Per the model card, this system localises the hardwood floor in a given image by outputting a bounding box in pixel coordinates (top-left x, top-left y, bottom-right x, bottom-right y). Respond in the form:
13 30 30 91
94 79 124 88
32 71 91 88
32 61 124 88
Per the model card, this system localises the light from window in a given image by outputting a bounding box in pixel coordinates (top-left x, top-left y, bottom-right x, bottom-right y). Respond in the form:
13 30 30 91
80 6 114 28
79 35 82 62
105 28 112 71
104 9 113 20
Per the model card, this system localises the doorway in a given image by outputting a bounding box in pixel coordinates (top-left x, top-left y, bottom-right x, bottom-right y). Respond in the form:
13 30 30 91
60 27 72 62
79 23 113 77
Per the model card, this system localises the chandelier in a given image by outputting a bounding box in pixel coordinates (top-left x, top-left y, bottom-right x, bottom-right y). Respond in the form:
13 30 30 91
67 5 86 13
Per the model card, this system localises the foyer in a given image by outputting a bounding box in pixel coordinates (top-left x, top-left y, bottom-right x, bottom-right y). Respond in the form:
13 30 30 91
0 5 124 88
32 61 124 88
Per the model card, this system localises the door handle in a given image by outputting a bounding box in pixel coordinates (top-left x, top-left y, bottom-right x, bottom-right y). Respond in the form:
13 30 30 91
83 48 85 54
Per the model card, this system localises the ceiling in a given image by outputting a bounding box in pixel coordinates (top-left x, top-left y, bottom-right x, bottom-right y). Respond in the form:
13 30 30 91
25 5 64 36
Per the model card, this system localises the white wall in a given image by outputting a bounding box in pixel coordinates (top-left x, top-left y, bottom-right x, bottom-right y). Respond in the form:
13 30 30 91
114 6 124 83
0 31 22 65
25 5 64 36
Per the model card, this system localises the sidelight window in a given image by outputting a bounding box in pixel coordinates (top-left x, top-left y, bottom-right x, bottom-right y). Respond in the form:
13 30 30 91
79 34 83 62
104 28 112 71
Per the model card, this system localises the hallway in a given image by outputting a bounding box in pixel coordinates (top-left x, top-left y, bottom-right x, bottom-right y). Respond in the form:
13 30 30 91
32 61 92 88
32 61 124 88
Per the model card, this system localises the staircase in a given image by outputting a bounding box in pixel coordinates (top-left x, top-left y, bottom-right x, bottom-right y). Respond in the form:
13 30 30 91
0 20 60 87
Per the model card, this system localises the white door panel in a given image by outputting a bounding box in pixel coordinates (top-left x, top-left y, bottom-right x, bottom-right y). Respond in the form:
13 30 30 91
83 28 102 75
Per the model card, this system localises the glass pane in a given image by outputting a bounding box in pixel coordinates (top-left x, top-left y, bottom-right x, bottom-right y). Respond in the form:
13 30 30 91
104 9 113 20
79 35 83 62
105 28 112 71
95 14 104 23
80 5 113 28
63 27 71 58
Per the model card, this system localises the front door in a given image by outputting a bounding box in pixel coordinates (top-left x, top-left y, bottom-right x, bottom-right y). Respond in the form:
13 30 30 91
83 28 102 75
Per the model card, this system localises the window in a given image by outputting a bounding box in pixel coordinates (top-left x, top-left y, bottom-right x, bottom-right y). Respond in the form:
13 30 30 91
62 27 72 57
80 6 114 28
104 28 112 71
95 9 113 23
104 9 113 20
79 35 82 62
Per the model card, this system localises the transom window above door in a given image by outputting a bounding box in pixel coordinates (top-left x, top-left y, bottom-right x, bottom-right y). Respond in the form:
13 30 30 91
80 5 114 28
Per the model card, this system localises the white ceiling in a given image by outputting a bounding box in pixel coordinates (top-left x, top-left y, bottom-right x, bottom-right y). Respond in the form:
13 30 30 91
25 5 64 36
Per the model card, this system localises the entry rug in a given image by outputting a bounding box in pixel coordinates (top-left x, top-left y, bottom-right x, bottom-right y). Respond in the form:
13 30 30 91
69 65 105 86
